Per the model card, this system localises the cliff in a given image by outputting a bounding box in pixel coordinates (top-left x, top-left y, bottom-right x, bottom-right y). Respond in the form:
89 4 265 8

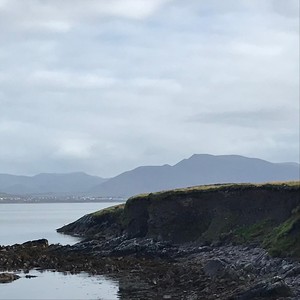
58 182 300 257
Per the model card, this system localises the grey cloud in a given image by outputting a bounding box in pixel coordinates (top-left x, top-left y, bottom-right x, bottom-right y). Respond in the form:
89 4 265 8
0 0 171 32
0 0 298 176
189 108 296 128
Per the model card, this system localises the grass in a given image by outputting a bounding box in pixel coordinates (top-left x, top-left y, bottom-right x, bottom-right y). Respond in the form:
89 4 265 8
91 204 126 227
92 204 125 217
234 219 275 244
263 206 300 257
128 181 300 204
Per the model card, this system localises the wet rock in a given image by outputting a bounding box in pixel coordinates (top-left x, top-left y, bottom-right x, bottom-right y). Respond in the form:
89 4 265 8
203 259 227 278
22 239 48 248
0 273 20 283
231 278 293 299
284 266 300 278
110 238 176 258
25 275 37 279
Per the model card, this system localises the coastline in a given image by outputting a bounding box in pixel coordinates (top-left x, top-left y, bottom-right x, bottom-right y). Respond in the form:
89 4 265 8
1 238 300 299
1 182 300 299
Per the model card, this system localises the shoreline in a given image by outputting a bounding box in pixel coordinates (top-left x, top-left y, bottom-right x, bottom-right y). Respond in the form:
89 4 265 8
1 238 300 299
2 182 300 299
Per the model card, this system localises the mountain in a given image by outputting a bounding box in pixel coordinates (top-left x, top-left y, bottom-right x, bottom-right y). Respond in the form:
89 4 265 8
1 154 299 197
90 154 300 197
0 172 107 195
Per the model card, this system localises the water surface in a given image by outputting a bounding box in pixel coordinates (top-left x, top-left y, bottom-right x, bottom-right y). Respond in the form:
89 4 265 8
0 202 123 299
1 270 119 300
0 202 122 245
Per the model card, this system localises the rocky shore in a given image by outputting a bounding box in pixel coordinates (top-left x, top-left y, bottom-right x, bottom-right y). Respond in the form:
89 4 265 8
1 182 300 299
0 237 300 299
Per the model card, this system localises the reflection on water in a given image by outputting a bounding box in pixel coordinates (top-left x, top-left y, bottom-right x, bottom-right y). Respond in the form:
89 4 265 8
0 203 124 299
0 270 119 300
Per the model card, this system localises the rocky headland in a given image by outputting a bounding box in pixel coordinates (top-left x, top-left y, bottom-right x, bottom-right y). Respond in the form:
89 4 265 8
1 182 300 299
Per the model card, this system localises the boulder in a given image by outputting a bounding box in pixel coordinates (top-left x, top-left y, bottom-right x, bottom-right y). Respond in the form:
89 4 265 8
203 259 227 278
0 273 20 283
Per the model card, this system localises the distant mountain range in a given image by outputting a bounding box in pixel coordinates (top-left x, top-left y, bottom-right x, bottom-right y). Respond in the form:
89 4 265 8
1 154 299 197
0 172 106 195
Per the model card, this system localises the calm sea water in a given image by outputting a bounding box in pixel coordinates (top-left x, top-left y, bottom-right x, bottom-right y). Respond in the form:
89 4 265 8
0 202 123 300
0 202 122 245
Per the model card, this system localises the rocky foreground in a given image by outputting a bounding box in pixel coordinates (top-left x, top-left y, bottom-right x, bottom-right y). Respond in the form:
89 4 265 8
0 237 300 299
1 182 300 299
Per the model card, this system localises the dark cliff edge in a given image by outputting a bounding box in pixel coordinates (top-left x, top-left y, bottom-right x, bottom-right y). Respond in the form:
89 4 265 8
57 181 300 258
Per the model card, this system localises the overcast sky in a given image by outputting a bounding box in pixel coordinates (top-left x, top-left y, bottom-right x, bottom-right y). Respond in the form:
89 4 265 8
0 0 299 177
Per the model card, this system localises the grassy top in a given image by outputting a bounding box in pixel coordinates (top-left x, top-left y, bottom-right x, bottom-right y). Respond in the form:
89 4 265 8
91 203 125 218
128 181 300 204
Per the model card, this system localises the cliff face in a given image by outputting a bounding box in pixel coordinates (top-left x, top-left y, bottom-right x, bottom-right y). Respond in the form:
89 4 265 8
57 182 300 257
124 183 300 244
57 204 125 239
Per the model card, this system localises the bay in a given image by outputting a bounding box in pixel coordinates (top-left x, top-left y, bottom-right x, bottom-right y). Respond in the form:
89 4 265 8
0 202 123 299
0 202 123 245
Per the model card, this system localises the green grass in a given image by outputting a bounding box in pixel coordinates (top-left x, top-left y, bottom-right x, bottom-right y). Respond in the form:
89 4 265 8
128 181 300 204
91 204 126 227
263 206 300 257
92 204 125 217
234 219 275 244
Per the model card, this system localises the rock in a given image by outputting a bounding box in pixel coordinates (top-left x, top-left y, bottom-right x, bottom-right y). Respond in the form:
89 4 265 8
242 263 255 273
0 273 20 283
22 239 48 248
284 266 300 278
231 278 293 299
110 238 176 258
203 259 227 278
25 275 37 279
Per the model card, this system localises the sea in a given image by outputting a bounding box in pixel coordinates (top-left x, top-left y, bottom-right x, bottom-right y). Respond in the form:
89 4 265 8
0 202 124 300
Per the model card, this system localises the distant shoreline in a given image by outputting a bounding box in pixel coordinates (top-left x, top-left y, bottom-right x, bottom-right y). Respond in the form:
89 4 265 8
0 199 126 204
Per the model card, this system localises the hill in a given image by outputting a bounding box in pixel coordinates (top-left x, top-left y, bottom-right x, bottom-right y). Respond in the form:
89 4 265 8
1 154 299 196
0 172 107 195
58 181 300 258
90 154 300 197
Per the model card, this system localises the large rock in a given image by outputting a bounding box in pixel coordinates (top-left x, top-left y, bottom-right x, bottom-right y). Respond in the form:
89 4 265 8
203 259 227 278
0 273 20 283
57 204 125 238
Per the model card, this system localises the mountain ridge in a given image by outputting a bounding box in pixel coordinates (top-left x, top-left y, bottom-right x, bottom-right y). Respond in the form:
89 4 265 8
1 154 299 197
90 154 299 197
0 172 107 195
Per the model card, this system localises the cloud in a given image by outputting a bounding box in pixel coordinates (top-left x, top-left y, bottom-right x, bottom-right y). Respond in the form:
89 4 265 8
54 138 94 159
28 70 117 90
0 0 298 176
189 108 297 128
0 0 171 34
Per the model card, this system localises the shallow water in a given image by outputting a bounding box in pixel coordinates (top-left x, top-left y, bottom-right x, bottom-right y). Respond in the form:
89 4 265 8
0 202 122 245
0 202 123 299
0 270 119 300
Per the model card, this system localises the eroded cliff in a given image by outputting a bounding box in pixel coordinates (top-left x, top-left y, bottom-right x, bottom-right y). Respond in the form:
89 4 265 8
58 182 300 257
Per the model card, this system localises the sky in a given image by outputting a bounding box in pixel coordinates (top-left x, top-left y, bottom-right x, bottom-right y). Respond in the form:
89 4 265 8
0 0 299 177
